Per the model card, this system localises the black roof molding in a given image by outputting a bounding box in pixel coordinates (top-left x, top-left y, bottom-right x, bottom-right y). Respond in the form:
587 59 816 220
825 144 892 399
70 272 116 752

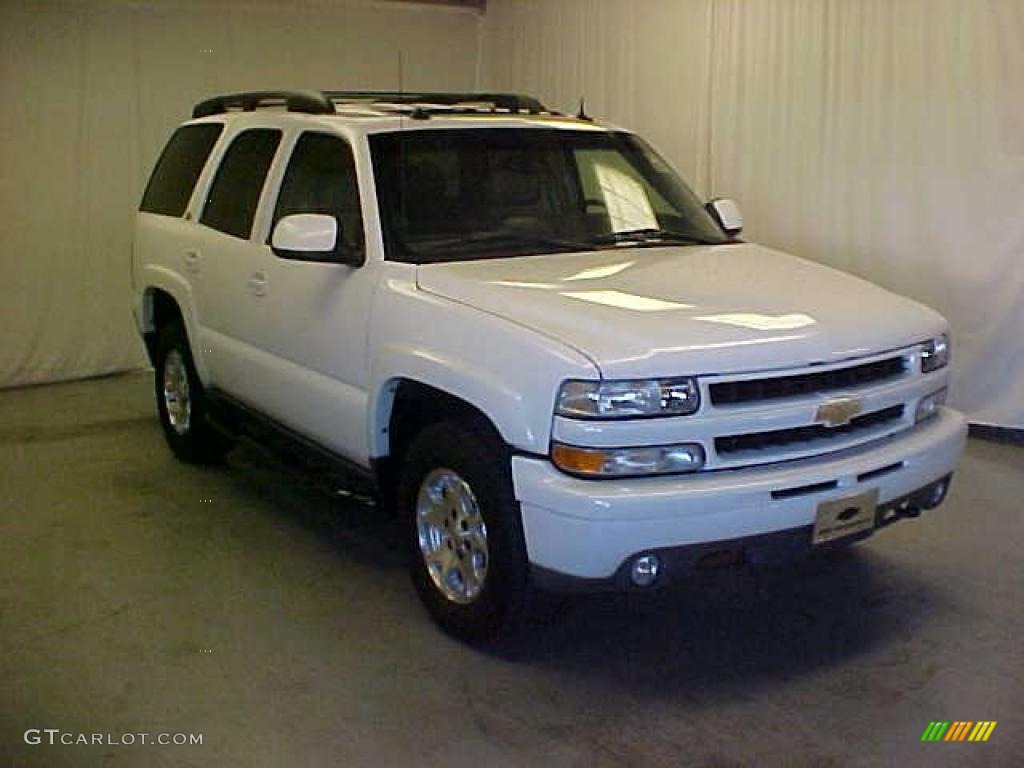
192 90 335 119
192 90 556 119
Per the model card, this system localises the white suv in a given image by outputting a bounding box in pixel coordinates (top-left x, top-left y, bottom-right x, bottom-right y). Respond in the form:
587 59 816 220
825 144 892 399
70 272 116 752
132 90 966 640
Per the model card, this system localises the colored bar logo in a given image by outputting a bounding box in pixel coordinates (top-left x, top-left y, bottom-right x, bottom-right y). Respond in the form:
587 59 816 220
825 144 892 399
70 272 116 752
921 721 997 742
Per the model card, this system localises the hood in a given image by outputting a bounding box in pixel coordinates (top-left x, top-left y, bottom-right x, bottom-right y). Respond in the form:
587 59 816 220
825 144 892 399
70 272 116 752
415 243 946 378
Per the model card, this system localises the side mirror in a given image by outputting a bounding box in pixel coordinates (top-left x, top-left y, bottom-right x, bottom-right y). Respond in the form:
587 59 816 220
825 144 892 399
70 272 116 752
270 213 363 266
706 198 743 238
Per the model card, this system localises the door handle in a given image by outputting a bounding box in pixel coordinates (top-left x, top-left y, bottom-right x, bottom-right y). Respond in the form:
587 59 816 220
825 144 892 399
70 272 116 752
247 271 268 297
183 250 200 273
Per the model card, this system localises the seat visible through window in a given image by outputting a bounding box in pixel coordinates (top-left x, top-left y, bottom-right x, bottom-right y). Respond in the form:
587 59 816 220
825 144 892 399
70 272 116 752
272 132 364 255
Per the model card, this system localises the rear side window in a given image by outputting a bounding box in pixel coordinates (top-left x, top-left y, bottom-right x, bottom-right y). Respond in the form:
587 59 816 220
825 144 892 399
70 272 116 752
140 123 223 216
272 132 364 255
200 129 282 239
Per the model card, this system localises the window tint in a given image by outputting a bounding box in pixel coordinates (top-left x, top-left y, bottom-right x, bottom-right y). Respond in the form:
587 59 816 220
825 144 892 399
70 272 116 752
272 132 364 255
376 131 574 238
140 123 223 216
370 129 726 264
200 129 282 239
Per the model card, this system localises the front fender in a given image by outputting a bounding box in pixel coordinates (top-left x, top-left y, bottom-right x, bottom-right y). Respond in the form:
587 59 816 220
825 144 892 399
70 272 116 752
368 274 598 456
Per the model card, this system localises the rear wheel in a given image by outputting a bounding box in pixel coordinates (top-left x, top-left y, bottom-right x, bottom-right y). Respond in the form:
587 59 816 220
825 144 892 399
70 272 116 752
398 421 531 642
154 323 231 463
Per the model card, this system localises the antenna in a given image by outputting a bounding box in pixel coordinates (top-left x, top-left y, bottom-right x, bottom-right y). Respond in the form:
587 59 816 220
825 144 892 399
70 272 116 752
576 97 592 122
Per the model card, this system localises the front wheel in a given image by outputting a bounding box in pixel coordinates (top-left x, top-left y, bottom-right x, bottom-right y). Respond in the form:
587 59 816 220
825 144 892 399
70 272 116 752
154 323 230 463
398 421 532 643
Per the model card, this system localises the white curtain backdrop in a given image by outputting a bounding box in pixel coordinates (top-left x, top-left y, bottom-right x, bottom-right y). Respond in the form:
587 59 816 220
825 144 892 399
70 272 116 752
483 0 1024 429
0 0 481 389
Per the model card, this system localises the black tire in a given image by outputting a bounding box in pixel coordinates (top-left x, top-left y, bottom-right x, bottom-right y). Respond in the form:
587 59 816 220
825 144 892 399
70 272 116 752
154 323 231 464
397 420 532 643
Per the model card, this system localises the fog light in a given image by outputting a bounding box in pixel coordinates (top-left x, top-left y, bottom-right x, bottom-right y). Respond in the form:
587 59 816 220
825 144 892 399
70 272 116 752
630 554 661 587
919 478 949 510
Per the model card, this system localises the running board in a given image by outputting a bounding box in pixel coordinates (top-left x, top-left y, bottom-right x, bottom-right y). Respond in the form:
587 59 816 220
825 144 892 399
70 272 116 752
204 390 378 499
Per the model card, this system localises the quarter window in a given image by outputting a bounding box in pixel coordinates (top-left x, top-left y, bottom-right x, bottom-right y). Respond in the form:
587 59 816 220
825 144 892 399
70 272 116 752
140 123 223 217
272 132 364 256
201 129 282 239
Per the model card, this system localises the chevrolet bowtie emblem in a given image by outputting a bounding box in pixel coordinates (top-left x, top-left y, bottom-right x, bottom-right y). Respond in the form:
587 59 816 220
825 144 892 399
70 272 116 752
816 396 863 427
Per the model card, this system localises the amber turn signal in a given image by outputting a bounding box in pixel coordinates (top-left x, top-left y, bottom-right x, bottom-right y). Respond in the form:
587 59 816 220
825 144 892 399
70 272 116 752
550 441 705 478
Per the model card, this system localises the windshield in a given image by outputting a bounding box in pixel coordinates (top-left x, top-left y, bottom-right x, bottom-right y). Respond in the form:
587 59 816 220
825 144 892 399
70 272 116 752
369 128 729 263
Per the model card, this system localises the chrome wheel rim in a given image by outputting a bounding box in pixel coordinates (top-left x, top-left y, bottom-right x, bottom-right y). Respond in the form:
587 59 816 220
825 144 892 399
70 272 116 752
416 468 489 605
163 349 191 435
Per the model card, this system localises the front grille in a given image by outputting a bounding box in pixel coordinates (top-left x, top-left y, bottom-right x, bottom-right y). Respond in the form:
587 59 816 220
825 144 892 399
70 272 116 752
715 405 905 455
709 356 906 406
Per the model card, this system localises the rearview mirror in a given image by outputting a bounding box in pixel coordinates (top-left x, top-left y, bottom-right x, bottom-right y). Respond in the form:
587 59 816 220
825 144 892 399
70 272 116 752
706 198 743 238
270 213 363 266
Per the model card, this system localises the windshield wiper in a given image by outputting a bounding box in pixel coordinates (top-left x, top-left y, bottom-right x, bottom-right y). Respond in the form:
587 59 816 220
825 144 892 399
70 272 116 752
413 231 596 257
593 228 714 246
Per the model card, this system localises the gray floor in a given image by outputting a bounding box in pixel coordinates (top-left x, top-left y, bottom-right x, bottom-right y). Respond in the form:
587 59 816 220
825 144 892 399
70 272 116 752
1 372 1022 768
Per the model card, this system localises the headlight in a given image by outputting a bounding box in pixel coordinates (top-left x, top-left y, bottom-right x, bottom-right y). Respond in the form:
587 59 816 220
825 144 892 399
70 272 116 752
915 388 947 423
551 441 706 478
556 377 700 419
921 334 950 373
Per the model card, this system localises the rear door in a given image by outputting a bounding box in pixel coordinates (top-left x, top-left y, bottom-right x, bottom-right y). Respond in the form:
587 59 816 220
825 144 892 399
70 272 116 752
190 127 283 400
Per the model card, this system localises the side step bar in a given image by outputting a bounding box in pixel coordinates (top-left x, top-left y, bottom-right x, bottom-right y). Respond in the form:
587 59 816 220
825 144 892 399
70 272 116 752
204 390 378 500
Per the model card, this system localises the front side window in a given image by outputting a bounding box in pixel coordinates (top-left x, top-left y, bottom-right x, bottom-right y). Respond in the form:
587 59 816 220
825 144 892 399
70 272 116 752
200 128 282 239
140 123 223 216
369 128 727 264
272 132 364 257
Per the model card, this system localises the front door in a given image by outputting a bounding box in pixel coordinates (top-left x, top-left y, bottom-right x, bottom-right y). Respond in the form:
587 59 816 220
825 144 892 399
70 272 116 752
245 131 377 464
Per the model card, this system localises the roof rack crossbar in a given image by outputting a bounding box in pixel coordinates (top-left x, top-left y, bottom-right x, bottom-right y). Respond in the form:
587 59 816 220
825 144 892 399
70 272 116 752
324 91 551 115
192 90 335 119
191 90 558 119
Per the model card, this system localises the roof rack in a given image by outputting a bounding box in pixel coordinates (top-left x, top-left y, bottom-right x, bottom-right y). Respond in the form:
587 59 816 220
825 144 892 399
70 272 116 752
192 90 334 119
191 90 560 119
325 91 553 115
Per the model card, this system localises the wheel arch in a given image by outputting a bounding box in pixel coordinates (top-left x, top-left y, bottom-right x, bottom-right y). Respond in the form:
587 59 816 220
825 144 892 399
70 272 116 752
137 269 208 382
141 286 185 364
374 377 510 462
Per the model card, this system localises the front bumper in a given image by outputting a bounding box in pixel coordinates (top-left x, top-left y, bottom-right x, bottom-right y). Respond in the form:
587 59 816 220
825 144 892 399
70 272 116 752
512 407 966 583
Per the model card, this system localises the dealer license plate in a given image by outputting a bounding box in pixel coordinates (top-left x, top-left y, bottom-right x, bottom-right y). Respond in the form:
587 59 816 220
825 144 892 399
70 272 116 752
812 489 879 545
